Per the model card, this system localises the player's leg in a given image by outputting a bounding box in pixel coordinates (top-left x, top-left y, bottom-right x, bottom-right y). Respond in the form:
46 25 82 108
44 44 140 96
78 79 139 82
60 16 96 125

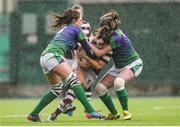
61 69 94 113
47 88 76 121
48 68 88 121
82 70 96 101
115 59 143 120
114 69 132 120
49 68 84 120
48 102 76 122
27 73 63 122
95 74 120 120
75 68 92 100
53 62 105 119
27 53 66 122
62 88 76 114
62 69 95 115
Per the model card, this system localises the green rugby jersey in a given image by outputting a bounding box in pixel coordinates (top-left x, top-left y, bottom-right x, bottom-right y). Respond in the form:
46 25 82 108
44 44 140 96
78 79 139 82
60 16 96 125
42 24 86 58
110 29 140 68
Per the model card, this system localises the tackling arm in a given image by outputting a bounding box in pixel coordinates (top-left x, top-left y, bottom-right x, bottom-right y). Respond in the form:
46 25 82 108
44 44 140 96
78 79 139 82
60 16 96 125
80 49 105 71
87 42 112 57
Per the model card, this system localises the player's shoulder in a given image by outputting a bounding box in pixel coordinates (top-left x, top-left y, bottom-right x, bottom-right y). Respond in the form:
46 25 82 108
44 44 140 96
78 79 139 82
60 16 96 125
68 24 81 32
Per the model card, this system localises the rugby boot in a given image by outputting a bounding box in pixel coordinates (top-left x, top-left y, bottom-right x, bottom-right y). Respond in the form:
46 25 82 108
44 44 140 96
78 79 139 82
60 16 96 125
104 113 120 120
123 110 132 120
86 111 106 119
62 103 76 115
27 114 41 122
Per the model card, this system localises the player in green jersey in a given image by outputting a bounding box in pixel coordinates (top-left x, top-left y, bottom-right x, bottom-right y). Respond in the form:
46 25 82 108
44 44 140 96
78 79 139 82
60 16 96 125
88 10 143 120
27 7 105 122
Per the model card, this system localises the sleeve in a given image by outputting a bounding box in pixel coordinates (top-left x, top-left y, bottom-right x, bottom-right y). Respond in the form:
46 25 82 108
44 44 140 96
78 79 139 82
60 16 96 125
78 30 86 41
80 39 98 60
109 36 116 49
77 29 98 60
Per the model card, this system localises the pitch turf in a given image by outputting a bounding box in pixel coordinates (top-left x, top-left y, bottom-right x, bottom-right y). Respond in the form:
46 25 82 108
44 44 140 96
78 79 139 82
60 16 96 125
0 97 179 126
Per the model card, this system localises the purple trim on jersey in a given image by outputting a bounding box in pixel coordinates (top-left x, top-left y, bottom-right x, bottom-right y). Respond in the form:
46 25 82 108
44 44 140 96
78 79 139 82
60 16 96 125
113 32 126 47
113 32 121 44
120 34 127 46
113 31 132 48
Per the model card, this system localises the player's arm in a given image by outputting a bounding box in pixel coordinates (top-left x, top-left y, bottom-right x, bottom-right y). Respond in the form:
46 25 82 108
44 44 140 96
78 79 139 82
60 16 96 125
87 42 112 57
78 30 98 59
80 49 105 71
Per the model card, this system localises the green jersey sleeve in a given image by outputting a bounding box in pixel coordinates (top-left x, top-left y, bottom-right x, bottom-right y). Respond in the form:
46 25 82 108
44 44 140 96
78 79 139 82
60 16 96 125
110 36 116 48
78 30 86 41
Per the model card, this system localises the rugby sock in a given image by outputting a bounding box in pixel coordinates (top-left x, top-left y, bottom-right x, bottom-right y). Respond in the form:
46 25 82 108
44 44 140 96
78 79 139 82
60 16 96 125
64 89 76 104
85 87 92 101
99 92 118 114
116 89 128 110
72 85 94 113
53 105 64 116
54 108 62 116
52 99 65 117
31 91 57 115
55 89 76 116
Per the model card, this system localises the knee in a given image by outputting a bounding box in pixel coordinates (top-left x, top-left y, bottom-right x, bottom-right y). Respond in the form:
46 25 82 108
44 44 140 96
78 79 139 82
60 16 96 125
114 77 125 91
95 83 108 96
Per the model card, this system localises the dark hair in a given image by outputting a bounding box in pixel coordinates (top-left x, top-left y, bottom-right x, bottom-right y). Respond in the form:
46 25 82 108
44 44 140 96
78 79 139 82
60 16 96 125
96 26 112 44
50 8 80 30
100 10 120 31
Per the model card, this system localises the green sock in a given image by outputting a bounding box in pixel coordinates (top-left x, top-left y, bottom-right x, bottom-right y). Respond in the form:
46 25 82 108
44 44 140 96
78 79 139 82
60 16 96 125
72 85 94 113
116 89 128 111
31 91 57 115
99 92 118 114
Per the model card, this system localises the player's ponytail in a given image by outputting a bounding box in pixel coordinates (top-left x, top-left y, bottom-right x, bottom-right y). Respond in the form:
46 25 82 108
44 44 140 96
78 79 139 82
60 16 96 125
50 8 80 30
100 10 120 31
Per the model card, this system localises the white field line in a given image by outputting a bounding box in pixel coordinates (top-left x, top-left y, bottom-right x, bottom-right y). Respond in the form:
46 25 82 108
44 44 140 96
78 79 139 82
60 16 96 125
0 113 85 118
0 126 180 127
0 113 179 118
1 105 180 118
153 105 180 110
0 113 49 118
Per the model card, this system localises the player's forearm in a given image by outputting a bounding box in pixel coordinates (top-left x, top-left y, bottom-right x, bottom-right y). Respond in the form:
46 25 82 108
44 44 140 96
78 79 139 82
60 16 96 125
87 42 112 57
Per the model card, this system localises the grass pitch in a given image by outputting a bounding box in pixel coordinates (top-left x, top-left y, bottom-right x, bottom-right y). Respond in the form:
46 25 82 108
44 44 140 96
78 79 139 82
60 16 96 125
0 97 180 126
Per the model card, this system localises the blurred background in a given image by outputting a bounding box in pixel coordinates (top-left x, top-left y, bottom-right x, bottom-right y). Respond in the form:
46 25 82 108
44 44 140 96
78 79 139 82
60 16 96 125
0 0 179 98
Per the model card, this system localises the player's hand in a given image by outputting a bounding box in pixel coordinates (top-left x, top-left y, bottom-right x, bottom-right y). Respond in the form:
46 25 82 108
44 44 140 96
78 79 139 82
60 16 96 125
80 62 89 69
79 49 88 59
